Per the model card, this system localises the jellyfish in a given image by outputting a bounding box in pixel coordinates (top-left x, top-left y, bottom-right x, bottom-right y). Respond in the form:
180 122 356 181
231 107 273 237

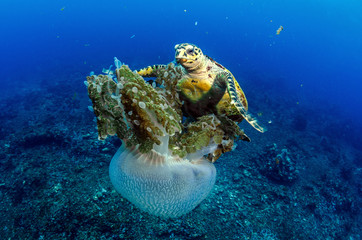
86 63 244 218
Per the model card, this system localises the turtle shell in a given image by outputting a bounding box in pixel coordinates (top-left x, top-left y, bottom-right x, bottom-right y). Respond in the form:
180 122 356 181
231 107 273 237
177 57 248 123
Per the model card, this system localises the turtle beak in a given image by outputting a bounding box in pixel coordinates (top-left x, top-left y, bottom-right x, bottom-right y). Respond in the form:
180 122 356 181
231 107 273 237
176 58 187 63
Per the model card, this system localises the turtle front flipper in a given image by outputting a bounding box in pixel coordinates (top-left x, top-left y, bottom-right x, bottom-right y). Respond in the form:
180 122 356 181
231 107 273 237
225 71 266 133
136 65 167 77
179 73 228 118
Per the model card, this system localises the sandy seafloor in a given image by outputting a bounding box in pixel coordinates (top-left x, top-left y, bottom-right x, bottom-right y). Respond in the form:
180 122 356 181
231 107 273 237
0 64 361 240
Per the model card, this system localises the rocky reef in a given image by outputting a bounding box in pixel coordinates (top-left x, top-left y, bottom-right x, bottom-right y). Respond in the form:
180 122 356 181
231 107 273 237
0 60 361 239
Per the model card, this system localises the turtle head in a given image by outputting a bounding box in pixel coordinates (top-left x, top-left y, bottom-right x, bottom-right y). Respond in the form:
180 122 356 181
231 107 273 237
174 43 204 70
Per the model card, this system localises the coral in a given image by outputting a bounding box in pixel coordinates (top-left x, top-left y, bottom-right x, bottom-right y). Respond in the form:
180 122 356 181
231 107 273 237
86 60 247 217
260 144 299 183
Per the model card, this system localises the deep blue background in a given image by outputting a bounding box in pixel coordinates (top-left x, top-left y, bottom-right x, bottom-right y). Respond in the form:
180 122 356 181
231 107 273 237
1 0 361 121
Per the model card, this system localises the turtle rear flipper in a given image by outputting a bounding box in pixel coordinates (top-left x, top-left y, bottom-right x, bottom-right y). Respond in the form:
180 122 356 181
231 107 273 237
225 72 266 133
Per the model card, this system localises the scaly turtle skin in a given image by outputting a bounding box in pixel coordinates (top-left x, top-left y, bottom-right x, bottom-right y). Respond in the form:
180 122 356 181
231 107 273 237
137 43 265 133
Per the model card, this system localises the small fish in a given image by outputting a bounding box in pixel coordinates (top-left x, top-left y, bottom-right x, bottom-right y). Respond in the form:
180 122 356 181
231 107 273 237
130 35 135 39
60 6 66 11
195 21 198 26
276 26 283 35
102 68 114 75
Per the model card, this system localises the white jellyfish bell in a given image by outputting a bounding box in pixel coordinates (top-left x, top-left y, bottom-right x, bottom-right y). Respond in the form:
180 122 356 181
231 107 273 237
109 137 216 218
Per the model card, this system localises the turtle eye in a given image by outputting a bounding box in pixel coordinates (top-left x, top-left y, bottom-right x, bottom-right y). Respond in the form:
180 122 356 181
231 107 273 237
186 48 194 55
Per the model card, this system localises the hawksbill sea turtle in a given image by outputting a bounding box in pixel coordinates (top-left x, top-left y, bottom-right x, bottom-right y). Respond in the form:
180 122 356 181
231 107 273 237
136 43 265 133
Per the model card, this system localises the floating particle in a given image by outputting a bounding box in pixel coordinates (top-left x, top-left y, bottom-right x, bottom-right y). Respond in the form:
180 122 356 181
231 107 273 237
184 9 187 13
60 6 66 11
195 21 198 26
130 35 135 39
276 26 283 35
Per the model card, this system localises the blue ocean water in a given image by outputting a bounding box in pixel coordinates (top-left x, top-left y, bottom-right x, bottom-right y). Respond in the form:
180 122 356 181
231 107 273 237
0 0 361 239
1 0 362 115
